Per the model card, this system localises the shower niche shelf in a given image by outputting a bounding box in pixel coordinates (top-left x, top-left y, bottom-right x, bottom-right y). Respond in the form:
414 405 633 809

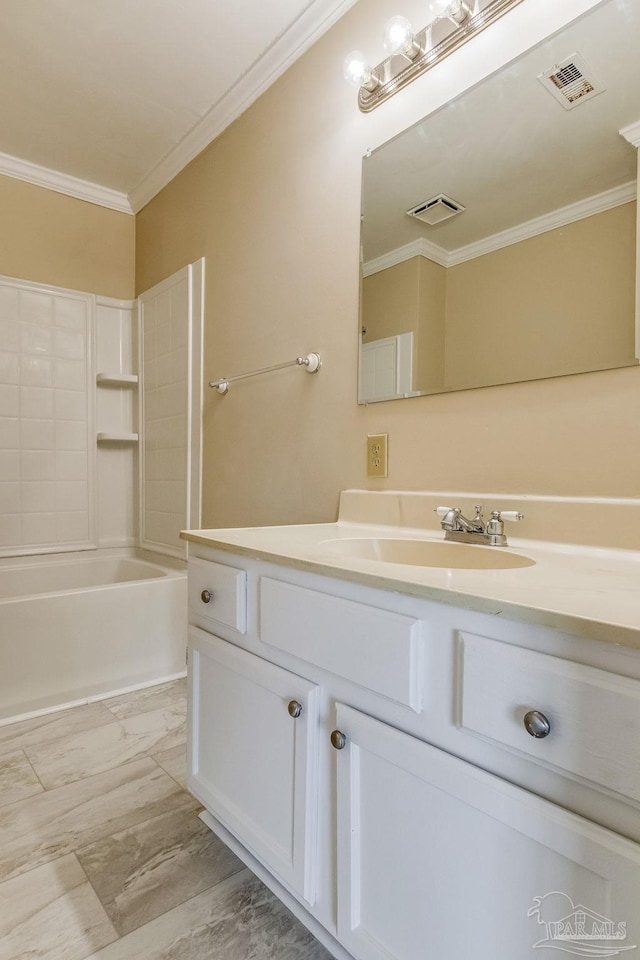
96 373 139 386
96 432 139 444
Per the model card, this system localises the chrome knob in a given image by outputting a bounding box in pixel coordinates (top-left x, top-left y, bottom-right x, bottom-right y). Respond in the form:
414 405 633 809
524 710 551 739
330 730 347 750
200 589 213 604
288 700 302 719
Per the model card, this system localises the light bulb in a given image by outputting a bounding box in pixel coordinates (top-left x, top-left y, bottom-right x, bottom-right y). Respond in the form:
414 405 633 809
427 0 470 24
343 50 374 88
383 16 416 57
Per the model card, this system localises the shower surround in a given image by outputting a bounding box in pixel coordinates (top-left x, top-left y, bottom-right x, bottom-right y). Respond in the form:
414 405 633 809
0 264 203 722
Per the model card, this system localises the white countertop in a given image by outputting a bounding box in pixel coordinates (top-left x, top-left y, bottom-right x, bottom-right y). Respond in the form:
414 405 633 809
181 514 640 650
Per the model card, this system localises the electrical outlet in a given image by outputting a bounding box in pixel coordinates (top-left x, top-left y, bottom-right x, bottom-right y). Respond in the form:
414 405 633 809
367 434 388 478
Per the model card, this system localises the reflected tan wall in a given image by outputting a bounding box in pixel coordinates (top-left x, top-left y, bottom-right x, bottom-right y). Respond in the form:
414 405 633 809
0 175 134 298
363 257 447 393
445 203 636 389
366 204 636 394
135 0 635 528
362 259 419 343
362 258 421 387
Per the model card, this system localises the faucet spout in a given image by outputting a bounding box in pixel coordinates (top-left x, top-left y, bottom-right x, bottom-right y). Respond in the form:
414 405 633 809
433 504 524 547
440 505 484 534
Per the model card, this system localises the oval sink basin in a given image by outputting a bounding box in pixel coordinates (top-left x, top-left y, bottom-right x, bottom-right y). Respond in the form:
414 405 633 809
319 538 535 570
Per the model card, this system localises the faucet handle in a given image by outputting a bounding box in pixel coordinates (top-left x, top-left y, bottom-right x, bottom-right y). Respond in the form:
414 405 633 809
434 506 454 517
498 511 524 522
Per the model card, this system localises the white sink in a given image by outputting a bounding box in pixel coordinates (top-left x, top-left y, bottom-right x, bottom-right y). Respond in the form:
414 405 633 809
319 538 535 570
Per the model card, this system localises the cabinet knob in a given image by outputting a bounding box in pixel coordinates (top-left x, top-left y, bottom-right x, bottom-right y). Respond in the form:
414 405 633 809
330 730 347 750
200 589 213 604
523 710 551 739
288 700 303 719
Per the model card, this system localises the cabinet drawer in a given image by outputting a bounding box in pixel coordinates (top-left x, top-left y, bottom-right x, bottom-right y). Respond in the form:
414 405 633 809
460 632 640 803
260 577 424 711
188 556 246 634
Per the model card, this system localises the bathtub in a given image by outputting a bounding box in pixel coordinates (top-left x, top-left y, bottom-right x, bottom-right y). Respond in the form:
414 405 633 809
0 549 187 723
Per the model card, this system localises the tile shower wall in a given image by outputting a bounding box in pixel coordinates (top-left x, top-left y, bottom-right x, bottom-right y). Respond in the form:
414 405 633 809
0 277 94 556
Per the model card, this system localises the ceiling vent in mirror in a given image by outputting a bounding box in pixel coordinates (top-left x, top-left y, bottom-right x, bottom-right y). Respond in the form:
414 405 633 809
538 53 606 110
406 194 466 225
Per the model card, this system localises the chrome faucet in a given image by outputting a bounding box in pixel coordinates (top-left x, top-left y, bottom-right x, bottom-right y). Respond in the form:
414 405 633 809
434 505 524 547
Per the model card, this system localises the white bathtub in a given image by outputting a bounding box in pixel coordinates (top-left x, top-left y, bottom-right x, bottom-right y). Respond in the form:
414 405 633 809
0 550 187 723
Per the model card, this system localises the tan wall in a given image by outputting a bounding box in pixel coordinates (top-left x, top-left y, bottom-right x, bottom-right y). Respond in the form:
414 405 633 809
0 175 134 298
136 0 636 527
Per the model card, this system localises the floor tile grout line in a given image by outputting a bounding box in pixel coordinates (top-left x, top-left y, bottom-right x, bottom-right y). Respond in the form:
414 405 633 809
73 851 124 947
23 749 48 793
0 712 123 765
149 749 188 790
37 744 189 794
0 681 187 757
0 748 45 811
20 724 188 793
82 863 254 950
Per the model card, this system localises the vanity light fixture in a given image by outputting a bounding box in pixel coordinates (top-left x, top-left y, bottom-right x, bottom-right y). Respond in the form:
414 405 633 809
346 0 525 112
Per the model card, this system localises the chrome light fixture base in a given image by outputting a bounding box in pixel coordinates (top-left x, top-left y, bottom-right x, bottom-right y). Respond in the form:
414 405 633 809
358 0 526 113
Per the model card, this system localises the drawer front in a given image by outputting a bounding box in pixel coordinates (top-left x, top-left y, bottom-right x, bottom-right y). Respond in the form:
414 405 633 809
260 577 424 711
460 632 640 803
188 556 246 634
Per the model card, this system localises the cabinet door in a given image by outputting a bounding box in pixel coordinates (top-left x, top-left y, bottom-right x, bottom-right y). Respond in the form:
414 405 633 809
188 626 319 903
335 703 640 960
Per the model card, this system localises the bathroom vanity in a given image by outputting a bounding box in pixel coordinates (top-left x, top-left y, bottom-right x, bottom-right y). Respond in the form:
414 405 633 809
182 491 640 960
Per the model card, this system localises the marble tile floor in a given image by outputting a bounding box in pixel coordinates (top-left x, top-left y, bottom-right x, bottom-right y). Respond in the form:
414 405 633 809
0 678 332 960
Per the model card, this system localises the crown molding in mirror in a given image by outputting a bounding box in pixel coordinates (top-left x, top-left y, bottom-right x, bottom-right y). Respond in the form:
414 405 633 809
363 180 637 276
0 150 133 214
358 0 526 113
621 121 640 148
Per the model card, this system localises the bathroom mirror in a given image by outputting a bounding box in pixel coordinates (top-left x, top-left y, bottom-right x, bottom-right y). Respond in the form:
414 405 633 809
359 0 639 403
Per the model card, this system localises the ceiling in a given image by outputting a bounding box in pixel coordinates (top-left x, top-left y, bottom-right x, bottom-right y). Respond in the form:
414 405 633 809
362 0 640 268
0 0 356 213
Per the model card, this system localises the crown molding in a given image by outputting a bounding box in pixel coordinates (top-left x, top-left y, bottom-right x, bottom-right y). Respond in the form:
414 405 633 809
128 0 359 213
620 121 640 148
363 181 637 275
0 150 132 214
362 238 448 277
448 180 637 265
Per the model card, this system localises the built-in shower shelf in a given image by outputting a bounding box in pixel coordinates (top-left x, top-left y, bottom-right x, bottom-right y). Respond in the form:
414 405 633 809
96 373 139 386
96 432 139 443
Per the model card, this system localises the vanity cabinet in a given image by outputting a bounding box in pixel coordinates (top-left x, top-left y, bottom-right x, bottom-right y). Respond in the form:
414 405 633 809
186 546 640 960
334 702 640 960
